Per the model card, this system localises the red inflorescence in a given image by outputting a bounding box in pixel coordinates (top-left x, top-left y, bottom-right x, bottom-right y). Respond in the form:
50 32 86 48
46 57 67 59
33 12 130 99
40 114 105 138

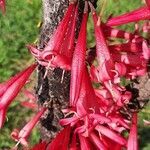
1 0 150 149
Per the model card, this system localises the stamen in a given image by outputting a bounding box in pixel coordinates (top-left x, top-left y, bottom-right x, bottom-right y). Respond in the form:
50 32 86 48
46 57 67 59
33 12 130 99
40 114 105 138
61 70 65 83
14 140 20 148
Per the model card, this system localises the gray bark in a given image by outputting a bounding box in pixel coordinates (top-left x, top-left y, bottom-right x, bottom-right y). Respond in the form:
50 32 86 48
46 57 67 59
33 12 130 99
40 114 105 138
37 0 69 142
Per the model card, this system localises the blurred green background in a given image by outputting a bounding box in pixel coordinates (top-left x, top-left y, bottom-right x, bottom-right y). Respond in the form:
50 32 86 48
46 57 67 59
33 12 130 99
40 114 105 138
0 0 150 149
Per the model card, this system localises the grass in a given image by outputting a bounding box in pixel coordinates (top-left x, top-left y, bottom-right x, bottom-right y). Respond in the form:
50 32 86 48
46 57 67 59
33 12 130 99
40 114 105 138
0 0 41 82
0 0 41 148
0 0 150 149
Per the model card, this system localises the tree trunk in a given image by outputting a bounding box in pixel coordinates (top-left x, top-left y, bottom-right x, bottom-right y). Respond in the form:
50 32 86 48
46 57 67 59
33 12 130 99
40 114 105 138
37 0 97 143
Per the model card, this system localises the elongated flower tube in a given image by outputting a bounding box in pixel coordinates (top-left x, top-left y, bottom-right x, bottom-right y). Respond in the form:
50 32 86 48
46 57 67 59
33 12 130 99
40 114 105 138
70 1 88 107
0 64 37 128
11 107 47 147
90 2 114 82
44 3 75 52
28 2 77 70
0 67 35 97
127 113 138 150
0 0 5 14
107 6 150 26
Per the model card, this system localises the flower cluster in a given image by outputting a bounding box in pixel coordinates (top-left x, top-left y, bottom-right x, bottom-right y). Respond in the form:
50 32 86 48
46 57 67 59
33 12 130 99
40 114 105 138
0 0 150 149
31 1 149 149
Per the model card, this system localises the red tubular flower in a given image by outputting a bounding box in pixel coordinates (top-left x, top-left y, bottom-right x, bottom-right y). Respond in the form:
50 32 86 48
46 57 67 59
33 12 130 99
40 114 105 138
43 4 75 52
89 2 114 82
28 2 78 70
11 107 47 147
127 113 138 150
0 67 34 97
70 1 88 107
107 6 150 26
0 0 5 14
0 64 36 128
79 134 92 150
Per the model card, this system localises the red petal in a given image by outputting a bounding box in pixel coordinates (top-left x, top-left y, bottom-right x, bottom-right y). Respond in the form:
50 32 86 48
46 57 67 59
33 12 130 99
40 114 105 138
31 141 47 150
96 125 127 146
16 107 46 146
0 64 36 97
47 126 71 150
20 101 37 109
79 135 91 150
115 62 127 76
44 4 76 52
90 132 107 150
70 2 88 106
102 24 140 40
112 52 146 67
90 3 114 82
107 6 150 26
90 114 111 124
0 64 36 128
59 4 78 60
60 116 79 126
23 90 37 102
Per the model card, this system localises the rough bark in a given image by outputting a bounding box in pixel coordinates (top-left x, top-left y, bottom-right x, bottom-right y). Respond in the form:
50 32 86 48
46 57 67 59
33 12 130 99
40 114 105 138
37 0 97 142
37 0 69 142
